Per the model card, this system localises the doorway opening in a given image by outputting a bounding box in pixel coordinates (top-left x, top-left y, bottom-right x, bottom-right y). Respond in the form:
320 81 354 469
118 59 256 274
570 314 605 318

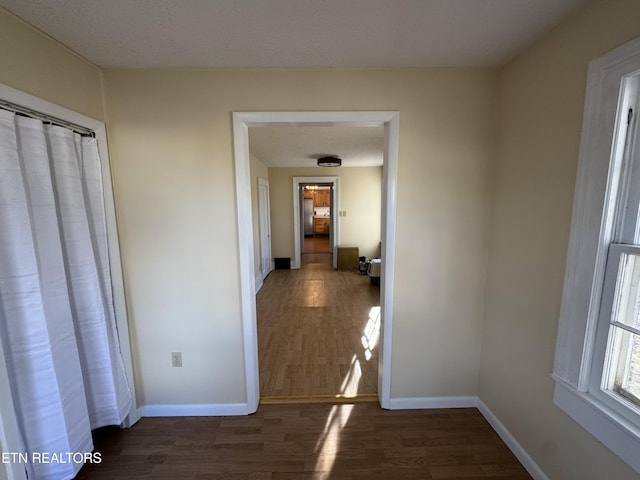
293 176 339 268
256 242 381 399
233 111 399 412
257 170 381 400
301 184 332 255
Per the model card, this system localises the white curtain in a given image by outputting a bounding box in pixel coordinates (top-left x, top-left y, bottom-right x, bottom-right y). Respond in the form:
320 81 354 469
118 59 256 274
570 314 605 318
0 109 132 479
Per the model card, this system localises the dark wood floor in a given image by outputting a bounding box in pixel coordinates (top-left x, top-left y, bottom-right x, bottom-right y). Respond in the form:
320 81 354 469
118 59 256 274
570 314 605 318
304 235 330 253
257 253 379 398
76 402 531 479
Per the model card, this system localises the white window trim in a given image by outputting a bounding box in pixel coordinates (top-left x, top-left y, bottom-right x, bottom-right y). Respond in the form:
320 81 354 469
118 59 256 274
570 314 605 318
553 36 640 474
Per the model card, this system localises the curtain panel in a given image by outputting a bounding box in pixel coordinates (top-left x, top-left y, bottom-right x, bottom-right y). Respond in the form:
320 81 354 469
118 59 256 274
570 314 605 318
0 109 132 479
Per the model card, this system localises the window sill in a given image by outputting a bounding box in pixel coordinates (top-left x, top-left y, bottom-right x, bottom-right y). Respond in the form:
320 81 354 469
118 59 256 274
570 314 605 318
552 376 640 474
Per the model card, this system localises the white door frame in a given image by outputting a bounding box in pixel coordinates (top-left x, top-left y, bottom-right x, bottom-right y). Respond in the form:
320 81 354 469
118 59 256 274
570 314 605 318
233 111 399 412
292 176 339 269
257 177 273 281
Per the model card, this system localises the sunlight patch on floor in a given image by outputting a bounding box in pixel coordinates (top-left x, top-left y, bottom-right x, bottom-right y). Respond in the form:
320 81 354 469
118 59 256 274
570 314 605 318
339 354 362 398
362 306 381 361
311 308 376 475
313 403 355 473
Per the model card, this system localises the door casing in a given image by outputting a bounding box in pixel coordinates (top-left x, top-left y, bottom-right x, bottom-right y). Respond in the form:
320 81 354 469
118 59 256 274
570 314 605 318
257 177 273 280
233 111 399 412
293 177 339 269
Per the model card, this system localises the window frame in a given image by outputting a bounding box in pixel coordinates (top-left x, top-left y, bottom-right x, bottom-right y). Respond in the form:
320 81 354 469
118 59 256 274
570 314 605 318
553 36 640 474
589 244 640 424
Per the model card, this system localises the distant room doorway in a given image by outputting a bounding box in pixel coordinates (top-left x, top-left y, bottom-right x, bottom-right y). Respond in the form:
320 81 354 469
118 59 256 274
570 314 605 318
301 184 332 254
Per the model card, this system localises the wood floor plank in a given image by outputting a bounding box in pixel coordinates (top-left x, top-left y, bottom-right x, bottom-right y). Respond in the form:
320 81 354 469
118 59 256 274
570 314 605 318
76 403 531 479
257 253 379 398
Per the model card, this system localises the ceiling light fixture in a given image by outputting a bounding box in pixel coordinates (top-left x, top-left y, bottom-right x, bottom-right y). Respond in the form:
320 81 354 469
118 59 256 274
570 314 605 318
317 155 342 167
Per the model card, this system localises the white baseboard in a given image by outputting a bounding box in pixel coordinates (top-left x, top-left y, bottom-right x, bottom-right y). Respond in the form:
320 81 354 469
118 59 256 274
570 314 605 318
255 275 263 293
389 395 477 410
476 398 549 480
142 403 249 417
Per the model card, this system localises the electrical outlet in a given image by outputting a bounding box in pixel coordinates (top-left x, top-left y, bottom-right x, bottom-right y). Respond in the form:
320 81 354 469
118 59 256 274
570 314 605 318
171 352 182 367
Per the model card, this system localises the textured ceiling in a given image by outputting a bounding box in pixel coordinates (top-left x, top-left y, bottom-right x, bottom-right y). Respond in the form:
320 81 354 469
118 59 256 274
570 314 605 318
0 0 589 166
0 0 588 69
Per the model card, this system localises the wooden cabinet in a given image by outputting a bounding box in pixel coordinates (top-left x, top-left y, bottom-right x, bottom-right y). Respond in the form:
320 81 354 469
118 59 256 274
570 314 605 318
314 189 330 207
313 217 330 235
304 188 330 206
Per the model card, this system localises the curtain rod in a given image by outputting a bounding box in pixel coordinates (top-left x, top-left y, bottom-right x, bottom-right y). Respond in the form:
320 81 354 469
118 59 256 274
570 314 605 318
0 99 95 137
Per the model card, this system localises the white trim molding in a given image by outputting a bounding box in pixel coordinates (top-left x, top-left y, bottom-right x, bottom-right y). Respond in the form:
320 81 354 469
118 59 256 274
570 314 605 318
232 111 400 412
476 399 550 480
389 396 477 410
553 38 640 389
552 36 640 474
255 275 264 293
553 378 640 474
142 403 250 417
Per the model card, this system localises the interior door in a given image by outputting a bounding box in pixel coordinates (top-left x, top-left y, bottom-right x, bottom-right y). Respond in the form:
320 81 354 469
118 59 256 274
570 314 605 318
258 178 272 279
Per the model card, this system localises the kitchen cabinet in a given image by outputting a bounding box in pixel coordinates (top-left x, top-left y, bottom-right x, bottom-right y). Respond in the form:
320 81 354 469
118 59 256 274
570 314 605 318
303 189 314 199
314 189 330 207
313 217 330 235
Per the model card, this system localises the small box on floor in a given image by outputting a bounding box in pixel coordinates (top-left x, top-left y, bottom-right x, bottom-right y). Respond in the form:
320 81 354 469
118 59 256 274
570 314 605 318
337 246 359 270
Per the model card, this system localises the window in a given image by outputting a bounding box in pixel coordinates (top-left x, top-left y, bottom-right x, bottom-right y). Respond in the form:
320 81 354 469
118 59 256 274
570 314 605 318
591 242 640 421
553 37 640 474
589 75 640 424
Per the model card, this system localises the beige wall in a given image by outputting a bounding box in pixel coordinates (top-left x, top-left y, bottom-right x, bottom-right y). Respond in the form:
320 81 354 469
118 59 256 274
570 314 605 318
267 166 382 260
479 0 640 478
250 153 270 280
0 9 104 120
102 67 496 405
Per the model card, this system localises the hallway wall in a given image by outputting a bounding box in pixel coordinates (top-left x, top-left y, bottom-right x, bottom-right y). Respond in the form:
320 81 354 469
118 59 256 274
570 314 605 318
102 67 496 406
0 9 104 121
267 166 382 260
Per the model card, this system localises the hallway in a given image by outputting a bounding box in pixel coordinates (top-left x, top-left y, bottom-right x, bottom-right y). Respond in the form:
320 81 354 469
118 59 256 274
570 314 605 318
257 253 379 399
304 234 330 253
